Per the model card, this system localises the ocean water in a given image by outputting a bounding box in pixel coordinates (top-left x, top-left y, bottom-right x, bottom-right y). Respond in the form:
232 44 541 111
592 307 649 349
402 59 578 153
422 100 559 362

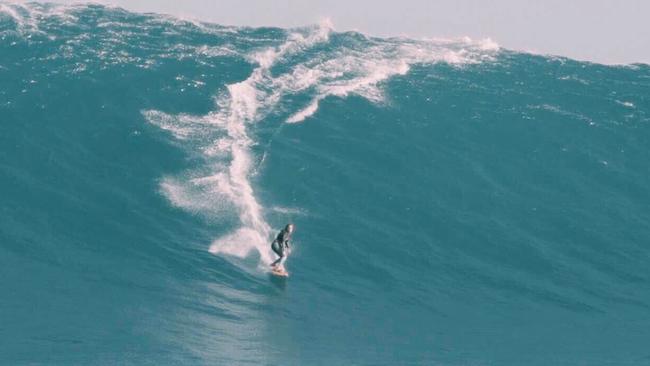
2 3 650 365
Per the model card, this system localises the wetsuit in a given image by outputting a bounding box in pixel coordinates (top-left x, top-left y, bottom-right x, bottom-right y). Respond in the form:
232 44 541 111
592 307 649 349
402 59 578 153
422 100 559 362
271 227 292 268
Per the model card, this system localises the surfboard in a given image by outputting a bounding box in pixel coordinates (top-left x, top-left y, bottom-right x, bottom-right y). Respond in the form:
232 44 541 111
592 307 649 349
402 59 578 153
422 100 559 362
271 267 289 277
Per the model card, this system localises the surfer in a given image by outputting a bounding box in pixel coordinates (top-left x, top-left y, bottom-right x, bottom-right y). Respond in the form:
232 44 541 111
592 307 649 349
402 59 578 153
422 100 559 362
271 223 294 270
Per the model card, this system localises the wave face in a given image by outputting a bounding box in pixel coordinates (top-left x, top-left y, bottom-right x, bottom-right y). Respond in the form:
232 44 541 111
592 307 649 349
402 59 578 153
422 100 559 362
2 3 650 365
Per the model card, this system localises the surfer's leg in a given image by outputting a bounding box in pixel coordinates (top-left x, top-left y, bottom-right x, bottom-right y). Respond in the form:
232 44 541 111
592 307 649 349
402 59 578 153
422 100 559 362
271 250 285 267
271 255 283 267
271 240 281 256
271 253 288 269
270 241 283 267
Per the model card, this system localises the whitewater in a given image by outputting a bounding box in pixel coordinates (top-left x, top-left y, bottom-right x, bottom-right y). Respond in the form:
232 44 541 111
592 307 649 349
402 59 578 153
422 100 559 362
1 3 649 365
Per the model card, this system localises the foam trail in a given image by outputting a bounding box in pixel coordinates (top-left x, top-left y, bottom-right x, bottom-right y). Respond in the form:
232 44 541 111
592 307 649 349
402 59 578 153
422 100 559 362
203 75 271 264
208 26 337 264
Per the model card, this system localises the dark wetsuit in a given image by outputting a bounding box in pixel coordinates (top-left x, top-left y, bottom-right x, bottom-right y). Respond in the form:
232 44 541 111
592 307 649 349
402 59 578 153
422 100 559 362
271 228 292 267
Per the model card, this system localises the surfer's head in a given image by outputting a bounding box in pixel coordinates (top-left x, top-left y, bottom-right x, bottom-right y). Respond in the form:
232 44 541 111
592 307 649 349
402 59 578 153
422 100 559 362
285 223 294 233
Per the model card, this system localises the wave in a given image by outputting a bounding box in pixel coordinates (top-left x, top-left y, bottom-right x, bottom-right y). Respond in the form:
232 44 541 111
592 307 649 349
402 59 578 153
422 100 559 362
142 18 499 268
5 3 649 364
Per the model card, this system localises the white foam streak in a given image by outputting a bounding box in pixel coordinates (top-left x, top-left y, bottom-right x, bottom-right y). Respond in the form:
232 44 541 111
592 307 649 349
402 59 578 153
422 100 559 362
206 28 336 264
287 100 320 123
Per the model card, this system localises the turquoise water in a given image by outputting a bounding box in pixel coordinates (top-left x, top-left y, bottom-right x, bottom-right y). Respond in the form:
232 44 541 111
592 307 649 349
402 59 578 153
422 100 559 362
2 3 650 365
